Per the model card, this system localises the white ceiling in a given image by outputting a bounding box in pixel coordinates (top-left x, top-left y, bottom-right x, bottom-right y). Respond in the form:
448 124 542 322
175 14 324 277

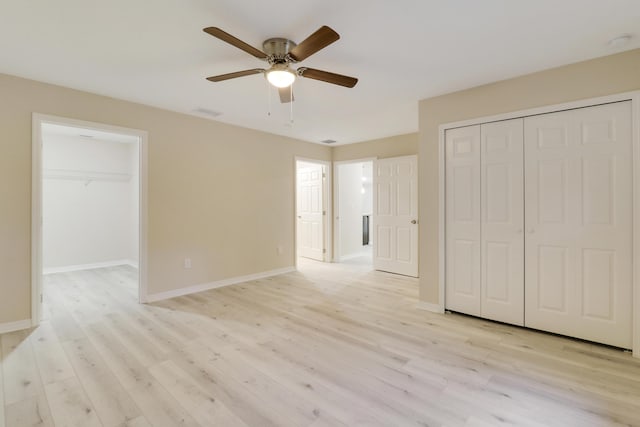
1 1 639 145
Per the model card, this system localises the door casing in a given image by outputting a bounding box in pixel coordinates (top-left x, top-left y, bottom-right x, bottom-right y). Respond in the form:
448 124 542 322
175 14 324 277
31 113 149 326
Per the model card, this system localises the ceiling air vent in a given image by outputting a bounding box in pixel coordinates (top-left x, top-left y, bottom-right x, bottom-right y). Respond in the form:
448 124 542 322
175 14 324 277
193 107 222 117
321 139 336 144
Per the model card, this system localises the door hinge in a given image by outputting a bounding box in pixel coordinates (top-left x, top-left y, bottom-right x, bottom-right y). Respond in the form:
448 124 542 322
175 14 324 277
322 172 326 178
323 249 327 254
323 210 326 215
40 294 43 303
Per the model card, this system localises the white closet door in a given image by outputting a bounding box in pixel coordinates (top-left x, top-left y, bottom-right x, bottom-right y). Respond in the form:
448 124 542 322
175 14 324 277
480 119 524 326
373 155 418 277
445 126 481 316
524 101 632 348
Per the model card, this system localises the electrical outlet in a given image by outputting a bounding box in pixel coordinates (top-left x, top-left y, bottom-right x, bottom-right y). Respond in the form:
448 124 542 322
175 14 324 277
277 246 284 255
184 258 192 269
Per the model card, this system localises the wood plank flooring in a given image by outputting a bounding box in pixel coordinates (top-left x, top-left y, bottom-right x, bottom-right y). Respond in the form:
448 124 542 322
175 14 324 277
2 259 640 426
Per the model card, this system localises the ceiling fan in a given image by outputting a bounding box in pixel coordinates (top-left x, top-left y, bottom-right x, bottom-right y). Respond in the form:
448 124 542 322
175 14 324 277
203 25 358 103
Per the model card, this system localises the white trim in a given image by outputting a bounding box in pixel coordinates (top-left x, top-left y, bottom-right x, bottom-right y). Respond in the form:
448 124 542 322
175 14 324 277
416 301 445 314
32 113 150 320
437 90 640 357
332 157 377 263
145 266 296 303
633 92 640 358
0 319 32 334
43 259 138 275
294 157 332 264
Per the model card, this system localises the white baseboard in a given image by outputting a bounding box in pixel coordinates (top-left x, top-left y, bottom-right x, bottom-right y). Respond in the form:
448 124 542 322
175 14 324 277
125 259 139 269
416 301 445 314
0 319 32 334
145 266 297 303
44 259 138 275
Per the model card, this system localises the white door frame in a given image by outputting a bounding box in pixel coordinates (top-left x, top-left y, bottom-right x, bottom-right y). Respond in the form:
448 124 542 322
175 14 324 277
31 113 149 325
294 157 332 266
333 157 377 262
437 90 640 357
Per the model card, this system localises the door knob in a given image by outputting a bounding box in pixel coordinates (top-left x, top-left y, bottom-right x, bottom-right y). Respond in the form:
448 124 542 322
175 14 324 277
297 215 302 219
411 219 417 224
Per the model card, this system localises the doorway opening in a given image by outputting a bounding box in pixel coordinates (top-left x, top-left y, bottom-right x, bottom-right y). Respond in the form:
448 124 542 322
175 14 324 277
295 158 331 266
334 159 374 267
32 114 148 325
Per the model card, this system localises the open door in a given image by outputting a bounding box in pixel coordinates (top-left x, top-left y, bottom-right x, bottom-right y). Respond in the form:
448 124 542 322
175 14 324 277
296 161 326 261
373 155 418 277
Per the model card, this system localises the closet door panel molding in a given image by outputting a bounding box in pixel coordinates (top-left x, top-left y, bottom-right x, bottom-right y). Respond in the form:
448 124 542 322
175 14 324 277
480 119 524 326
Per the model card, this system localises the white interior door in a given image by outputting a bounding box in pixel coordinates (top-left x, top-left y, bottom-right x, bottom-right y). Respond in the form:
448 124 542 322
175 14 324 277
524 101 633 348
297 162 325 261
373 155 418 277
445 126 481 315
480 119 524 325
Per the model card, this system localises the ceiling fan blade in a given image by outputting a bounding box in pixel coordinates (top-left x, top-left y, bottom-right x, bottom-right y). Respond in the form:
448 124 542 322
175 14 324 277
288 26 340 62
298 67 358 88
278 86 294 103
203 27 268 59
206 69 265 82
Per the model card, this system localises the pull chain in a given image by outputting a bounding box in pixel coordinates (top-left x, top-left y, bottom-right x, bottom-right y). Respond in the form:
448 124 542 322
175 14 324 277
289 84 294 124
266 79 272 117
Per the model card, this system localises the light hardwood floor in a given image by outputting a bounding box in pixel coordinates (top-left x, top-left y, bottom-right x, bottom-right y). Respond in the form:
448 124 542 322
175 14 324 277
2 259 640 426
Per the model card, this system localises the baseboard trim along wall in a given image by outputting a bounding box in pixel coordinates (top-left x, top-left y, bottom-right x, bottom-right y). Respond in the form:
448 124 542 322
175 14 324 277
145 266 297 303
44 259 139 275
416 301 445 314
0 319 32 334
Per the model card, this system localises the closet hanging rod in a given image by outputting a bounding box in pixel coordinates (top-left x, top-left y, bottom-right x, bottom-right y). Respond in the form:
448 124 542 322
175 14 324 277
43 168 132 183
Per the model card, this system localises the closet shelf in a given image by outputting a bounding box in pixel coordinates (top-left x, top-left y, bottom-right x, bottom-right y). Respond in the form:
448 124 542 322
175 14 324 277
43 168 132 183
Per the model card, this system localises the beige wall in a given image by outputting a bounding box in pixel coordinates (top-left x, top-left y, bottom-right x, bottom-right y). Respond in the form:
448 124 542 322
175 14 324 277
0 73 331 324
419 48 640 304
332 133 418 162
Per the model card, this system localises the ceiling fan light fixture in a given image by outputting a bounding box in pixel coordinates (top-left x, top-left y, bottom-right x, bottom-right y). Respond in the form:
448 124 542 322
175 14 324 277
266 67 296 88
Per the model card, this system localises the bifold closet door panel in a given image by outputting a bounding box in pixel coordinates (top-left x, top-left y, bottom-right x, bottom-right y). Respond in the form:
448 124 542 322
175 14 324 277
445 125 481 316
524 101 633 348
480 119 524 326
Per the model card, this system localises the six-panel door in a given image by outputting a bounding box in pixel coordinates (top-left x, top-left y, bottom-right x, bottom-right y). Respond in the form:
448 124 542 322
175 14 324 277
373 155 419 277
524 101 633 348
297 163 325 261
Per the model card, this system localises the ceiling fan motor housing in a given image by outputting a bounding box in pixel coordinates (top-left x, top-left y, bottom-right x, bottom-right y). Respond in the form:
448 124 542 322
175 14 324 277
262 38 297 64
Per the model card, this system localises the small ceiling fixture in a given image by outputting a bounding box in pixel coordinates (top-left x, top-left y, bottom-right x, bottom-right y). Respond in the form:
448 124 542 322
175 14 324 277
266 64 296 88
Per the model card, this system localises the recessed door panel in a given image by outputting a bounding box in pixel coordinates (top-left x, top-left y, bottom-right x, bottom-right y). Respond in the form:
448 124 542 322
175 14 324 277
485 241 510 302
582 249 615 321
537 245 568 313
453 240 476 296
582 157 613 225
